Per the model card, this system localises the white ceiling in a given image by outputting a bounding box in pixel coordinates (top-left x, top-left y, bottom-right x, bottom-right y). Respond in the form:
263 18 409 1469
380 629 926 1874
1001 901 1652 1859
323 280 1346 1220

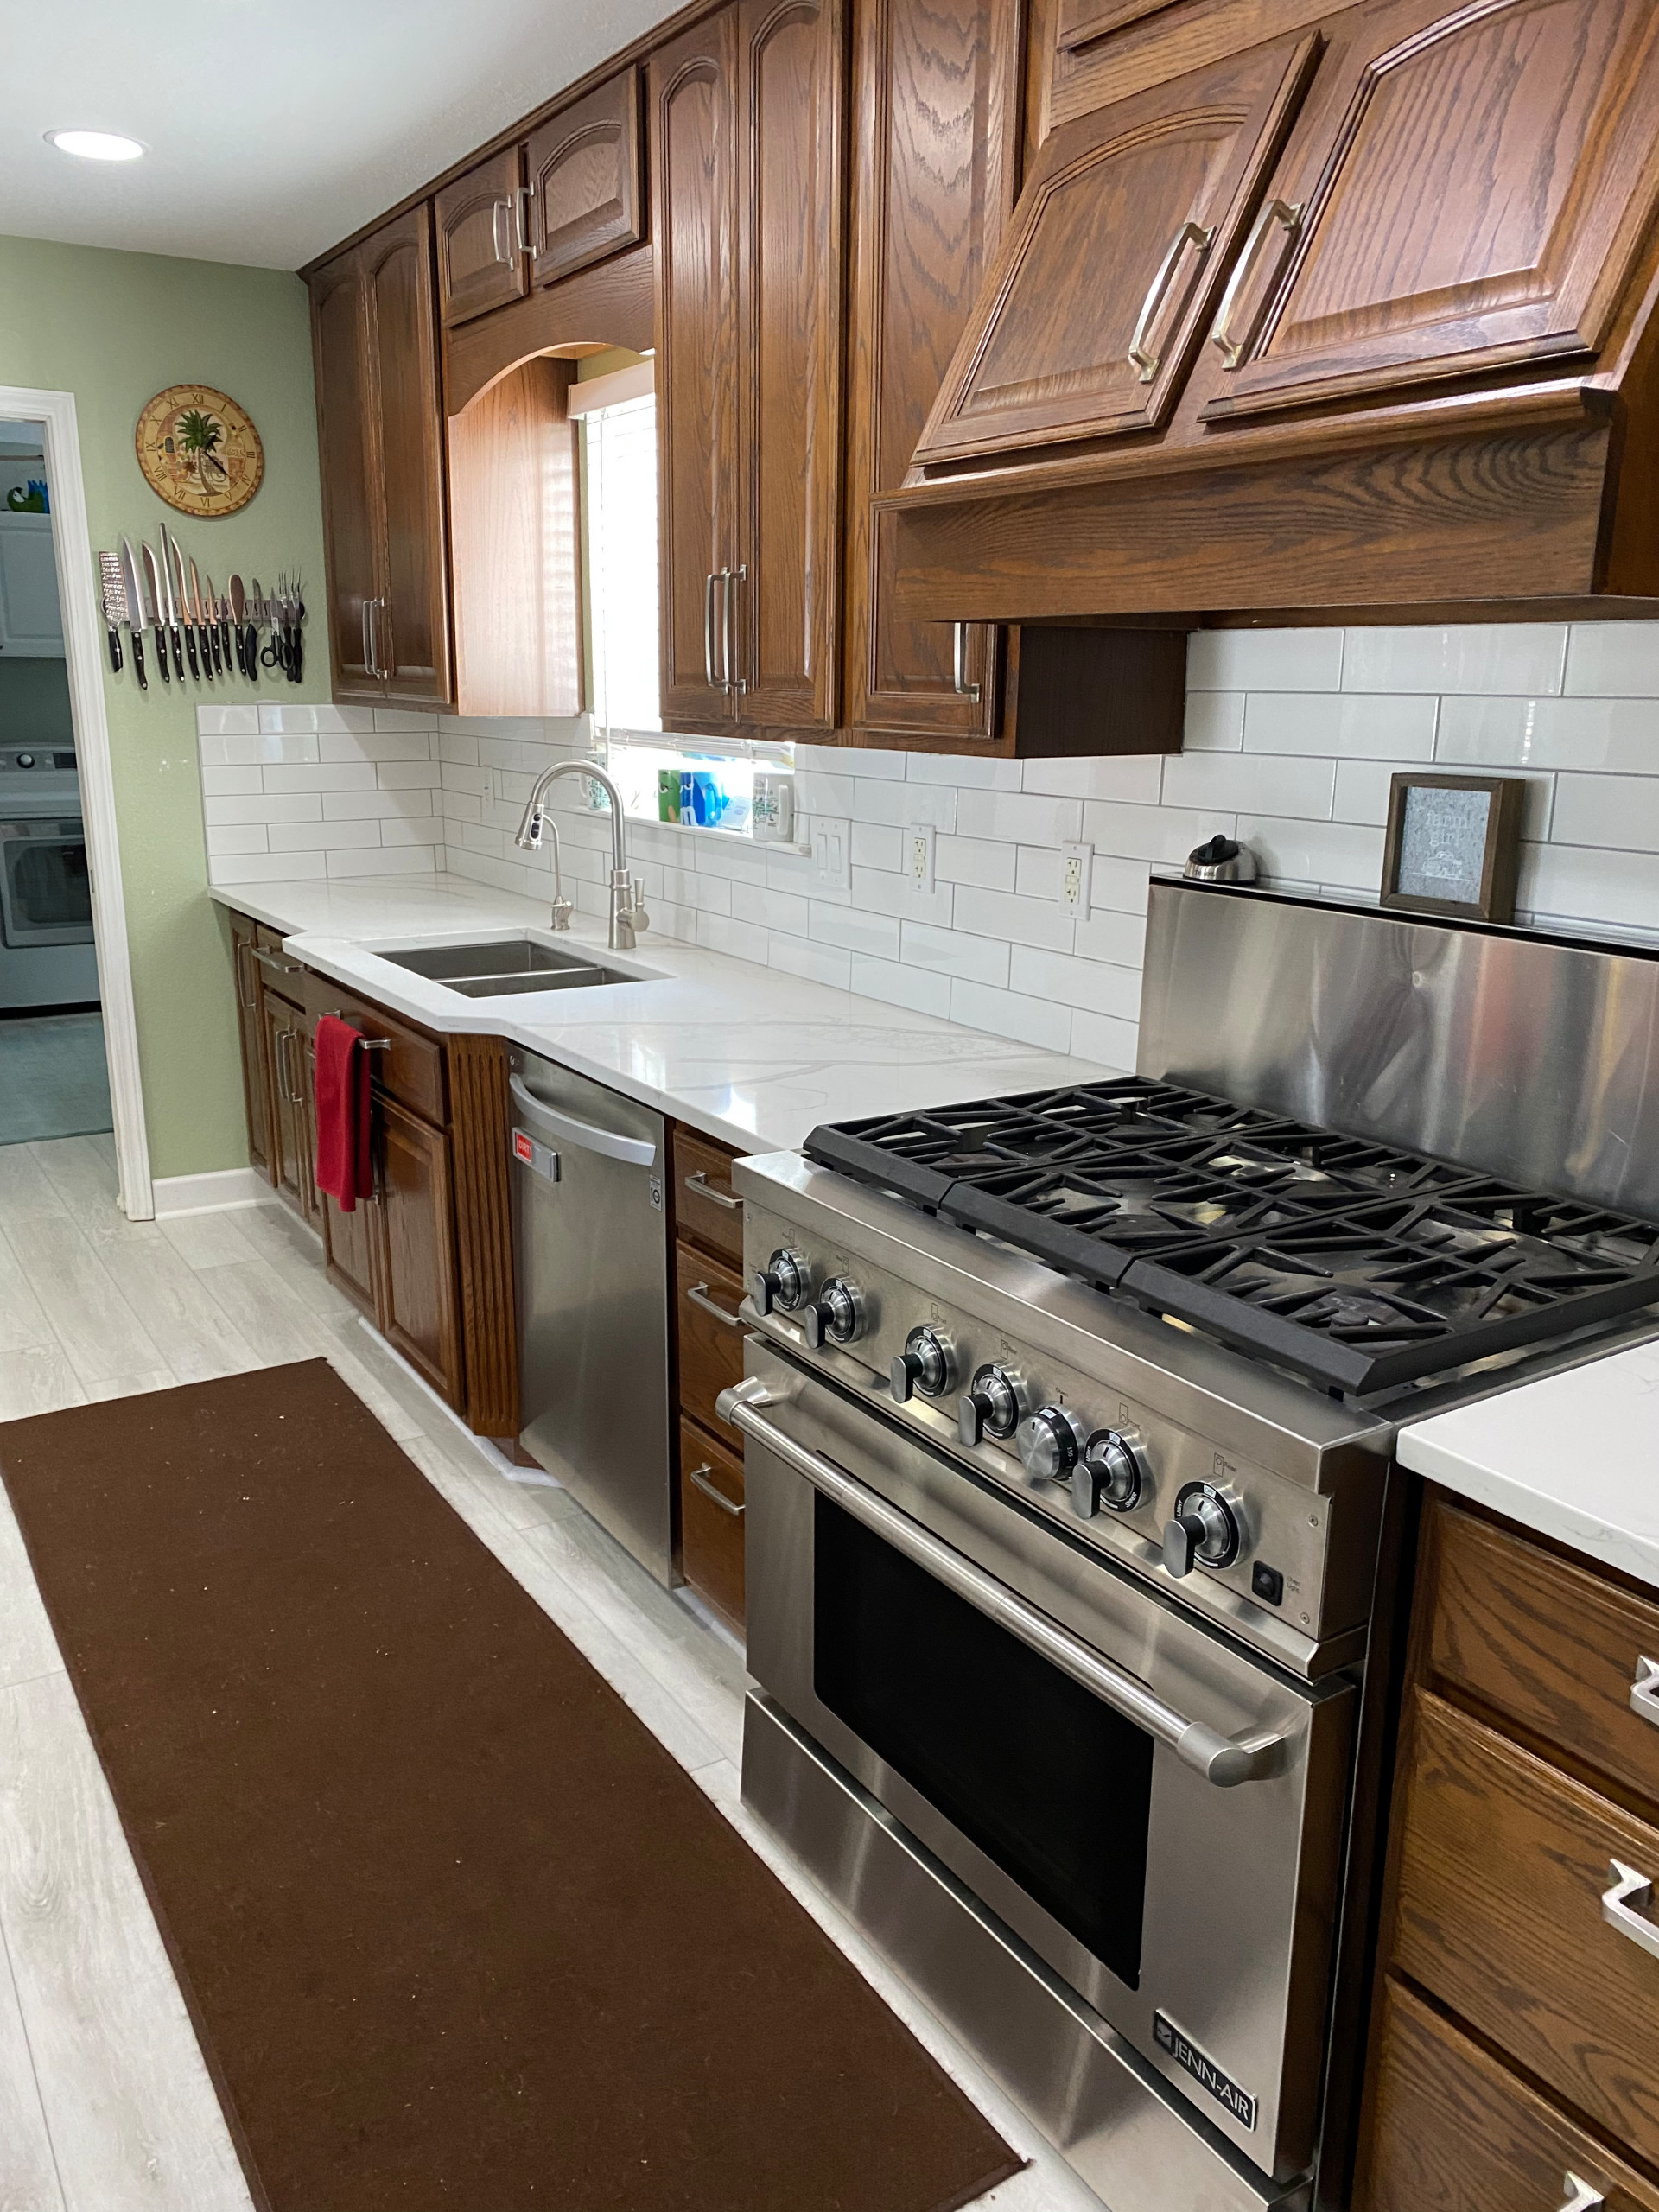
0 0 679 270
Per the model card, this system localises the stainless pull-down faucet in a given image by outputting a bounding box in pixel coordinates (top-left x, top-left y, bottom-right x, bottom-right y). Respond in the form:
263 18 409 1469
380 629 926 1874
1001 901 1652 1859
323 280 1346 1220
513 761 648 950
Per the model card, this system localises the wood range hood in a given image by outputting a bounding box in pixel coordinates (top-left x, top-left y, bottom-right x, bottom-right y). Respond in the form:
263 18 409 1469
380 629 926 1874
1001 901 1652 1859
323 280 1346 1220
880 0 1659 631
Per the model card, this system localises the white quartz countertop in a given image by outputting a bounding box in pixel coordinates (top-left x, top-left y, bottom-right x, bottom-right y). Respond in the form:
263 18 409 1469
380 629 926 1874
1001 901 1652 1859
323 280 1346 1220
1399 1335 1659 1591
211 874 1116 1155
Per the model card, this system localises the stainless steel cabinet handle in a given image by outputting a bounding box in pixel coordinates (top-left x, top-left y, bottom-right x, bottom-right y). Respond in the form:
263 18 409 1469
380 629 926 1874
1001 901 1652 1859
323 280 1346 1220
1210 198 1304 369
276 1027 304 1107
1603 1859 1659 1959
506 1072 658 1166
684 1169 741 1211
512 186 531 258
234 938 257 1011
724 564 746 696
953 622 981 702
686 1462 745 1517
1631 1656 1659 1726
251 944 303 976
492 197 515 265
704 572 721 689
1128 218 1215 381
1556 2177 1605 2212
360 600 373 677
717 1380 1288 1787
687 1282 745 1331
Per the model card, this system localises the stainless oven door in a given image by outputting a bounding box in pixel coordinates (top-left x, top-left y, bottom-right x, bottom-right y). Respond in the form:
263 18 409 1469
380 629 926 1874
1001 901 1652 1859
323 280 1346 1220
732 1336 1355 2184
0 817 93 948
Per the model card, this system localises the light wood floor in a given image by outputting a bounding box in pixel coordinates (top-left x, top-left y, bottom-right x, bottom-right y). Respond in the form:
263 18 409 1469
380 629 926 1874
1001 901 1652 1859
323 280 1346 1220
0 1136 1087 2212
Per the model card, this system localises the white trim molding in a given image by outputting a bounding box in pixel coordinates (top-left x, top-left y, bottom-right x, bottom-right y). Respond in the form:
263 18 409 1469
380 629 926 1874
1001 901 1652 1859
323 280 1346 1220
150 1166 268 1217
3 386 154 1218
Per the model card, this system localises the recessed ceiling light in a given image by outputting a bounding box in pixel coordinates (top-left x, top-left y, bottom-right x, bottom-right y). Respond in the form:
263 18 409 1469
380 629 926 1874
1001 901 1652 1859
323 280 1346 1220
47 130 146 162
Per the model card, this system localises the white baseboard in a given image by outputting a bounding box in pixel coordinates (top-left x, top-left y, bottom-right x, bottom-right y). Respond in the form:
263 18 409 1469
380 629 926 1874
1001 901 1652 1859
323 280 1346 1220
150 1166 269 1217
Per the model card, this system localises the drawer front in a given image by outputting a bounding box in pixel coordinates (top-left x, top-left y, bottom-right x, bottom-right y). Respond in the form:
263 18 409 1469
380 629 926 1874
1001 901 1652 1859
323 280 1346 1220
1426 1497 1659 1815
675 1243 747 1438
679 1416 745 1632
303 976 446 1125
673 1127 744 1267
1391 1688 1659 2167
1359 1974 1659 2212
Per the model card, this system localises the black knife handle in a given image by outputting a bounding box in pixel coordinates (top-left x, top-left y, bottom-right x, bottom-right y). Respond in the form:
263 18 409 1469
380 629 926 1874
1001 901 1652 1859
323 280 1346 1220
171 626 185 682
154 622 170 683
130 628 147 691
183 626 199 681
107 624 122 676
209 623 222 676
200 626 213 681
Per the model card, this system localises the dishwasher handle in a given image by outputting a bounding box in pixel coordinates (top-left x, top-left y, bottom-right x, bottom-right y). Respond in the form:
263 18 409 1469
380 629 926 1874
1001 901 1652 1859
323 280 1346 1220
719 1379 1290 1789
508 1072 658 1167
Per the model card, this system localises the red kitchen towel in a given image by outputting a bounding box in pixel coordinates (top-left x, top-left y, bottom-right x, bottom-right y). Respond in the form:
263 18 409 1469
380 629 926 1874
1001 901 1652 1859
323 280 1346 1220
313 1015 372 1211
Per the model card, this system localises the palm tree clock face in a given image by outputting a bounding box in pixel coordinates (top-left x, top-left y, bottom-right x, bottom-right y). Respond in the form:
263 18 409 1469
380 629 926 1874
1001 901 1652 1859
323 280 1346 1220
134 386 264 517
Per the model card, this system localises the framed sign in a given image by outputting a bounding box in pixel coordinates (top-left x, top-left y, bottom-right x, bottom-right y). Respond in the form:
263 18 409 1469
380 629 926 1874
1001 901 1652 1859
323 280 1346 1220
135 385 264 517
1381 772 1525 924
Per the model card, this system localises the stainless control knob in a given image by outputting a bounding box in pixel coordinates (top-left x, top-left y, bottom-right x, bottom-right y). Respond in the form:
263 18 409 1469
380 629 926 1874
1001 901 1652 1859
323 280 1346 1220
1071 1429 1147 1519
890 1325 956 1402
804 1275 867 1348
752 1246 810 1316
16 753 34 768
1163 1484 1240 1576
957 1363 1027 1446
1017 1404 1087 1483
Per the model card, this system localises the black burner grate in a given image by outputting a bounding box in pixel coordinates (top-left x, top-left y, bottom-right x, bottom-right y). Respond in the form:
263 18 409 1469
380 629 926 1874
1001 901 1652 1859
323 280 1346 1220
804 1078 1659 1396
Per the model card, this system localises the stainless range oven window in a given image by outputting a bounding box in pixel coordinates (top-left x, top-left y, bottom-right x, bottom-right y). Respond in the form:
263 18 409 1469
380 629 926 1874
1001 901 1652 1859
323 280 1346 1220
0 819 92 946
814 1493 1154 1986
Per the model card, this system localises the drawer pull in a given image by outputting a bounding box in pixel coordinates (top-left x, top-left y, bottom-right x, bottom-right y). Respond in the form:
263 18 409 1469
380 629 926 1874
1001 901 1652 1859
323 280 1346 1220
1556 2178 1605 2212
686 1463 745 1517
320 1014 391 1051
684 1169 741 1211
1631 1655 1659 1726
251 944 303 976
1602 1859 1659 1960
686 1281 745 1331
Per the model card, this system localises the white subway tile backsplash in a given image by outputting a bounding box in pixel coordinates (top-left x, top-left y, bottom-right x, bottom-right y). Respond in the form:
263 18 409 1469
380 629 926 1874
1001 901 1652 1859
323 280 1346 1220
263 762 379 795
1243 692 1438 760
1161 749 1336 820
1073 906 1147 969
936 833 1018 893
769 937 853 991
269 819 383 853
321 788 435 819
203 792 322 826
1081 799 1231 865
808 902 903 959
325 844 437 878
1019 754 1163 803
1183 691 1245 750
1437 694 1659 774
200 766 266 797
1341 624 1566 697
947 978 1071 1053
1551 772 1659 853
957 788 1084 846
950 884 1076 954
1564 623 1659 698
196 705 261 736
900 919 1010 987
1008 944 1139 1020
1067 1009 1137 1071
848 955 954 1020
1187 628 1344 693
1236 815 1383 889
850 821 904 873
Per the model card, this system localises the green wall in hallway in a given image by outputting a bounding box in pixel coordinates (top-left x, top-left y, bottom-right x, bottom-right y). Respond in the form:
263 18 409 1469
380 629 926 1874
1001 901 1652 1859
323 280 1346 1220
0 657 75 747
0 233 329 1181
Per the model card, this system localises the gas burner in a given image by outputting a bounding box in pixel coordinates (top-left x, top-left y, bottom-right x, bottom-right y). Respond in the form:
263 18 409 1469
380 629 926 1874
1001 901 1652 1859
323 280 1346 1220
805 1077 1659 1399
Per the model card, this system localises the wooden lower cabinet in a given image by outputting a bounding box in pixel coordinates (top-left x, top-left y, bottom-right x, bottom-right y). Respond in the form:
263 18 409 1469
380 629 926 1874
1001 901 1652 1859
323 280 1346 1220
377 1095 462 1405
228 914 270 1177
261 989 315 1219
1357 1491 1659 2204
670 1122 748 1631
678 1416 746 1635
675 1242 747 1439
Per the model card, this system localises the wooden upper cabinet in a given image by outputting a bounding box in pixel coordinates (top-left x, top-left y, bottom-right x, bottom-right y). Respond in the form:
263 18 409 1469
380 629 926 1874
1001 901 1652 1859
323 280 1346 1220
651 9 742 730
843 0 1021 748
734 0 848 730
527 69 646 287
913 30 1323 466
1206 0 1659 417
1056 0 1180 52
361 208 453 703
435 146 528 327
310 251 379 695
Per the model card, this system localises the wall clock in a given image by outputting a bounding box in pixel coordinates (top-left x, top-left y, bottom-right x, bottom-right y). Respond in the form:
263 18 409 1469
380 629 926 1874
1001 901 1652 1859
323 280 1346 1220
134 385 264 517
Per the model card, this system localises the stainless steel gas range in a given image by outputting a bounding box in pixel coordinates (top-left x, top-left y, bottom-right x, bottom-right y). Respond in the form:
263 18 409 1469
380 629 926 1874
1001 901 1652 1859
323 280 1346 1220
719 880 1659 2212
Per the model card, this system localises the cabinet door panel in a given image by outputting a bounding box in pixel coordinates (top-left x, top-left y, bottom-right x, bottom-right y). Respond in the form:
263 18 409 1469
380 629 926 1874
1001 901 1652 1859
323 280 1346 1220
310 251 380 698
262 995 308 1218
229 918 272 1180
651 11 742 729
528 70 645 287
844 0 1018 747
363 206 453 705
914 32 1319 464
1212 0 1659 416
377 1094 463 1407
435 146 528 327
735 0 847 729
679 1415 746 1632
675 1244 747 1439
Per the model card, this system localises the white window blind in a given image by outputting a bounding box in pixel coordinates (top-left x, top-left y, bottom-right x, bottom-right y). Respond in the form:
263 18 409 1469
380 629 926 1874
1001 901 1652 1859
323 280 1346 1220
583 393 662 736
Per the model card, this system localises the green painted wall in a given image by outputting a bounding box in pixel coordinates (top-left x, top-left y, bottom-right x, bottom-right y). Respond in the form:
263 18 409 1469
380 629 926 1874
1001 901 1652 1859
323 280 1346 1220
0 657 75 746
0 233 328 1181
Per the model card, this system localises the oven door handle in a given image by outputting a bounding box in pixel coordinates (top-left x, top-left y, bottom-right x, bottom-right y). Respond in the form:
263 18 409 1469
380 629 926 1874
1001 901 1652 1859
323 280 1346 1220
719 1381 1288 1788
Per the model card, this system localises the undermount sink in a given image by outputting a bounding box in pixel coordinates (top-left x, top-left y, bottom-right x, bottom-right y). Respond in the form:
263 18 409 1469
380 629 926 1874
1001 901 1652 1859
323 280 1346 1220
379 938 640 995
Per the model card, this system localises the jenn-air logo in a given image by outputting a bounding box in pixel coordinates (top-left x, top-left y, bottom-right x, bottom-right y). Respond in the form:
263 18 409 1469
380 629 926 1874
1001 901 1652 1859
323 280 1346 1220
1153 2013 1256 2131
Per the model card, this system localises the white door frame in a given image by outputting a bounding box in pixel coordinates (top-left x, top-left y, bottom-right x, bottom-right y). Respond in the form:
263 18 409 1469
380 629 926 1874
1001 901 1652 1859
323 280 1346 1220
3 386 153 1218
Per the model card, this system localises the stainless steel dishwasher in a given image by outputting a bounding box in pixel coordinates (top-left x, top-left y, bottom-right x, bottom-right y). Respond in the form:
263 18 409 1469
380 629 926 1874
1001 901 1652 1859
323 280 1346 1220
508 1048 674 1584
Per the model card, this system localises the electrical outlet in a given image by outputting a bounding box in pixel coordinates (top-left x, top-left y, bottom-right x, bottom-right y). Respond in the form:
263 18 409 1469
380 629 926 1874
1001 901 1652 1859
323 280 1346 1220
1060 839 1093 918
812 815 852 893
907 823 936 897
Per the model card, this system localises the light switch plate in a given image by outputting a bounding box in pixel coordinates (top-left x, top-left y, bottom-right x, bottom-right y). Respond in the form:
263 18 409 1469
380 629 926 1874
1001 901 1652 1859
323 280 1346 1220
1060 839 1093 918
907 823 936 897
812 815 852 893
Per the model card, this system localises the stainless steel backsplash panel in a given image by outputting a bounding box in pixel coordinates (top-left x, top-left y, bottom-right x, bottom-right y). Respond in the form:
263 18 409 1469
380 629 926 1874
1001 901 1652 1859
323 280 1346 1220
1138 880 1659 1222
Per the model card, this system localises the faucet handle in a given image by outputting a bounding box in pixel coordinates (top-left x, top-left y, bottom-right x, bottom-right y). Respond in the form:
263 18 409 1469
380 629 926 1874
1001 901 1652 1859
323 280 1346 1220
626 876 649 932
550 893 574 931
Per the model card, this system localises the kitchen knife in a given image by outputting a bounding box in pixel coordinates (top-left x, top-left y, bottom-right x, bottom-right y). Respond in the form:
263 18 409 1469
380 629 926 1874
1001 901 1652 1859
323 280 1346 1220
164 528 195 682
141 541 169 683
188 556 212 682
230 575 247 677
205 577 224 675
119 537 148 690
97 551 126 676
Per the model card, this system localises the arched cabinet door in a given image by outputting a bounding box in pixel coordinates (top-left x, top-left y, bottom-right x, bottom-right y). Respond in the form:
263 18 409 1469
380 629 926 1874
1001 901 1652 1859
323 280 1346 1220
527 69 645 289
434 147 528 327
911 29 1321 468
1204 0 1659 418
309 250 378 697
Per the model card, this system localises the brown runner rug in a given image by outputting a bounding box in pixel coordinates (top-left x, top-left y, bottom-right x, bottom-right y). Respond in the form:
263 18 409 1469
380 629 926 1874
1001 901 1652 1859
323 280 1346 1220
0 1360 1022 2212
